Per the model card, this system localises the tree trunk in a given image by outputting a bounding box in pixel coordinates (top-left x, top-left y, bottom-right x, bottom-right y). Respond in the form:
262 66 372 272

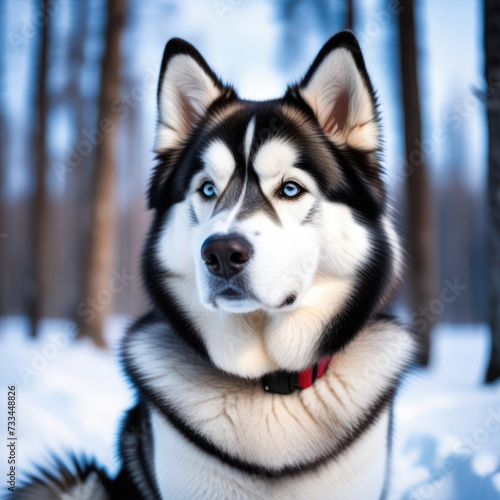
67 0 91 321
0 0 7 315
78 0 126 347
397 0 437 365
485 0 500 383
30 0 51 336
346 0 354 31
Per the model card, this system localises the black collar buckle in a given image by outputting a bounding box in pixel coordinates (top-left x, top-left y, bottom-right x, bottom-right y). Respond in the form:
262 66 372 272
262 371 299 394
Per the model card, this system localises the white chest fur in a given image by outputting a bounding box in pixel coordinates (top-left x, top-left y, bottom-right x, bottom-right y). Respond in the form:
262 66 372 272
123 317 414 498
151 405 389 500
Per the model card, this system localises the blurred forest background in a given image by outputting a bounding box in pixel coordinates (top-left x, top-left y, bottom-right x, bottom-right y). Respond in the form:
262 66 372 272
0 0 497 378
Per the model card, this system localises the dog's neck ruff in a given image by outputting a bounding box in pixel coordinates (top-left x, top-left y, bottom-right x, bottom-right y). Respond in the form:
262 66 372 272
122 313 415 477
262 357 332 394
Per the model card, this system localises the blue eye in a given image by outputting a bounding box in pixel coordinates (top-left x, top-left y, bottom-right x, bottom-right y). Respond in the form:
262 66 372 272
201 182 216 198
282 182 301 198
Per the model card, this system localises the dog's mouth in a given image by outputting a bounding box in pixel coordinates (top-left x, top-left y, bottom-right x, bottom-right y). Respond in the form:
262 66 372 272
200 272 302 313
205 285 260 313
218 287 246 300
206 286 300 314
213 292 259 313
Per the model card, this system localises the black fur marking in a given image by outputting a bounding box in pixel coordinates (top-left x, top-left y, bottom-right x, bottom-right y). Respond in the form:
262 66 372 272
235 167 281 225
141 218 211 359
213 168 245 215
312 363 318 382
17 455 113 499
379 385 397 500
331 146 386 217
275 106 345 190
118 401 162 499
280 293 297 307
188 202 198 225
301 202 320 225
276 100 385 219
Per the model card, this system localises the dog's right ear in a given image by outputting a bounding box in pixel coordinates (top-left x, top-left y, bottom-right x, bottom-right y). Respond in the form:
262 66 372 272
154 38 226 153
150 39 230 209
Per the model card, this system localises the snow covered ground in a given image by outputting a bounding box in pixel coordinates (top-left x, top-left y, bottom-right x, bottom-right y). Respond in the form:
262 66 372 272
0 316 135 482
1 317 499 499
391 324 500 499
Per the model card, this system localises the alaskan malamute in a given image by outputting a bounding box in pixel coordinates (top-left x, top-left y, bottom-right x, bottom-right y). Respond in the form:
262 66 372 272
20 31 415 500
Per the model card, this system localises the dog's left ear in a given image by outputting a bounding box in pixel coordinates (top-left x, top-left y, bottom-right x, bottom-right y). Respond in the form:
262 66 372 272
155 38 226 152
150 39 232 209
296 31 379 151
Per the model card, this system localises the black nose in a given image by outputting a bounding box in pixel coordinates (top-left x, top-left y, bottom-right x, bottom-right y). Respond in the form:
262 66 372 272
201 234 252 279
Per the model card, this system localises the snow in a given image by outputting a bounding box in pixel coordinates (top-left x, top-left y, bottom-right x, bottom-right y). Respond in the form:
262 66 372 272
1 317 499 498
0 316 135 480
390 324 500 499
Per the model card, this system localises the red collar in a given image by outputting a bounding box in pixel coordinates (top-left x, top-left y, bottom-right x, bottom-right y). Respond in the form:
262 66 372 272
262 357 333 394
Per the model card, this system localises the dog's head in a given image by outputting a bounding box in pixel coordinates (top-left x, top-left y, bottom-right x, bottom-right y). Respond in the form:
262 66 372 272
143 32 402 376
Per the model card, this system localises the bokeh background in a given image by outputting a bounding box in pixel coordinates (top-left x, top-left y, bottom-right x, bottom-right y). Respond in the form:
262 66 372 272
1 1 499 499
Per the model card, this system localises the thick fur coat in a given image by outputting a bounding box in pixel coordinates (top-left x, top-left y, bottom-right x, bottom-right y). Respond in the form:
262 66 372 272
18 31 415 500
